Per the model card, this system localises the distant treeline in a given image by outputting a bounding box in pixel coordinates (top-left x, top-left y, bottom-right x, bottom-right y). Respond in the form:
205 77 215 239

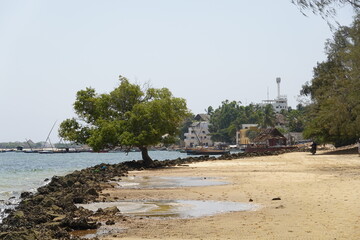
0 141 81 149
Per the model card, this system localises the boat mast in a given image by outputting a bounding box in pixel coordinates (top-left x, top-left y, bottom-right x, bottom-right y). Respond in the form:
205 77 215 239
25 138 33 151
44 121 57 150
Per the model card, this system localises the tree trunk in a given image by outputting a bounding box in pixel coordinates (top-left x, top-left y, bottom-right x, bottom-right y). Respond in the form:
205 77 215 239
139 146 153 166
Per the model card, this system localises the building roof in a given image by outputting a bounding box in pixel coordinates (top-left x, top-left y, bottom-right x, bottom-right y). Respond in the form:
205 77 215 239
253 128 286 143
194 114 210 122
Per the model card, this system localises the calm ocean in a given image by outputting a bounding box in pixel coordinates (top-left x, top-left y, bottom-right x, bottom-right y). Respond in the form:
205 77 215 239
0 151 189 222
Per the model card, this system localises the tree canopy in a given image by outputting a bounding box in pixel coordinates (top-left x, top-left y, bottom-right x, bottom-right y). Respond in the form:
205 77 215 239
292 0 359 29
58 76 190 165
292 0 360 17
208 101 276 144
281 104 307 133
301 15 360 146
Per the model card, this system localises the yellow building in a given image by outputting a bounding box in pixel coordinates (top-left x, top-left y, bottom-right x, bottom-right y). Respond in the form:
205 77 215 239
236 124 259 146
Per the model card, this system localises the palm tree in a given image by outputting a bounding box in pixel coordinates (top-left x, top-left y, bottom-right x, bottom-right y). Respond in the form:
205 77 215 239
262 104 276 128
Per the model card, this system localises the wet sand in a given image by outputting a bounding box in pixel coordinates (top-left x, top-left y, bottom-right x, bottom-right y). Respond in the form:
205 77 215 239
99 151 360 240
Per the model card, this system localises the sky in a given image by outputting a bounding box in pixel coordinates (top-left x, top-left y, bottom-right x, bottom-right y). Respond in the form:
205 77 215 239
0 0 355 143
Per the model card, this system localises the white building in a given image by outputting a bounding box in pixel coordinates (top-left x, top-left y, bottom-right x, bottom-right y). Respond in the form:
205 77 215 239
184 114 213 148
262 77 288 113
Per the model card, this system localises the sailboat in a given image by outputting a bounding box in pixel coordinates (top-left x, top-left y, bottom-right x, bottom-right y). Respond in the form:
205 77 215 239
39 121 57 154
23 139 38 153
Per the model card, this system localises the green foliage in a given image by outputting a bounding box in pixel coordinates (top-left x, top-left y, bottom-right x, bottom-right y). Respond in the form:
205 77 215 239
301 16 360 146
281 104 307 132
208 100 241 143
178 116 195 141
59 76 190 163
205 106 214 115
208 101 277 144
262 104 276 128
292 1 360 19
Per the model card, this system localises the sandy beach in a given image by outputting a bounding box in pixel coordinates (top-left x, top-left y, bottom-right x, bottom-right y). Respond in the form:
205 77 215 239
97 150 360 240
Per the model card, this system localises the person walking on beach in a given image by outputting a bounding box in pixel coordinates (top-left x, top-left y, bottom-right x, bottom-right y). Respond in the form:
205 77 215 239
310 141 317 155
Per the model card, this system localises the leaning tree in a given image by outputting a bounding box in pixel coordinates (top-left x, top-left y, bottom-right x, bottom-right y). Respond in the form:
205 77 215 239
292 0 360 16
59 76 190 165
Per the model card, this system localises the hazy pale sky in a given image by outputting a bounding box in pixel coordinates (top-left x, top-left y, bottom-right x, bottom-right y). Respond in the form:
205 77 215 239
0 1 354 142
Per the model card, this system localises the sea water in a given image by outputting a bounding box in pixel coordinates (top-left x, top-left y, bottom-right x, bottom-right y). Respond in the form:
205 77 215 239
0 151 189 222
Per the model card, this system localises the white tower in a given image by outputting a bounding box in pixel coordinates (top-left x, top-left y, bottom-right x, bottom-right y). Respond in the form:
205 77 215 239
276 77 281 99
262 77 288 113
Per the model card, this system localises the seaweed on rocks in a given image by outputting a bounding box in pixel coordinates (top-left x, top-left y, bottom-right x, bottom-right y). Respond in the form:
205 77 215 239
0 148 298 239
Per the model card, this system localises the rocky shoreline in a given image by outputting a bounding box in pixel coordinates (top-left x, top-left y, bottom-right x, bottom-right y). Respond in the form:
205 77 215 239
0 150 296 240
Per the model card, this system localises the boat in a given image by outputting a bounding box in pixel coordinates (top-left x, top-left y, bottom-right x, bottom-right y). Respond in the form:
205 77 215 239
23 139 38 153
23 150 39 153
38 121 57 154
38 150 54 154
186 148 230 155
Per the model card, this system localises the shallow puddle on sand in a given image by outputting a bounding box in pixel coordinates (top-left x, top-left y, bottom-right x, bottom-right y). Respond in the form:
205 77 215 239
77 200 259 219
115 176 228 189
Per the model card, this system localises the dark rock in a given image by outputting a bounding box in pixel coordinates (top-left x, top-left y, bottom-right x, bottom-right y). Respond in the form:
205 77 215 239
105 219 115 225
73 196 85 204
0 230 38 240
103 206 120 214
37 186 50 194
96 208 104 214
20 192 32 199
66 179 74 187
42 196 55 207
61 216 100 230
249 198 253 202
272 197 281 201
4 208 12 214
86 188 98 197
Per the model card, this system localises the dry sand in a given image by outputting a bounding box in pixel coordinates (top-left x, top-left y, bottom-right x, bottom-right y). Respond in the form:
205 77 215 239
98 151 360 240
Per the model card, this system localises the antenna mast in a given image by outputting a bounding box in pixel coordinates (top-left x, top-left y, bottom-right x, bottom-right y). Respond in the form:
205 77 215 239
276 77 281 98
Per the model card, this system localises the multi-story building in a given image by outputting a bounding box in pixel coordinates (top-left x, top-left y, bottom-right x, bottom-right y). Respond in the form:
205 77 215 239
262 77 288 113
184 114 213 148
